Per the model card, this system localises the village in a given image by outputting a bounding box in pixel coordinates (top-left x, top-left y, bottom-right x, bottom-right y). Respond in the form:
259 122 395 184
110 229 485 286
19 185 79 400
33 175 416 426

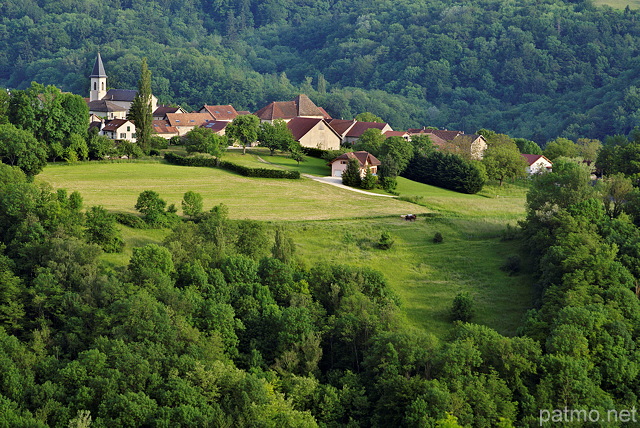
87 53 552 178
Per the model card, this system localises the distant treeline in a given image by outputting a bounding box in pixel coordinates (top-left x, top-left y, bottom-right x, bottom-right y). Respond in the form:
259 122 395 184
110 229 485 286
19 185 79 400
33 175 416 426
4 0 640 143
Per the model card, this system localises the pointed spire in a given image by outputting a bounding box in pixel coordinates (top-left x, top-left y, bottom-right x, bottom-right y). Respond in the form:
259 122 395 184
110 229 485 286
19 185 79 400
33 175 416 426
90 52 107 78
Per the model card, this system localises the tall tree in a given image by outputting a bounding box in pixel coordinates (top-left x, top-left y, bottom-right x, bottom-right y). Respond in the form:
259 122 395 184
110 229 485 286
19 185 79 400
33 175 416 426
226 114 260 155
482 144 528 186
129 58 153 153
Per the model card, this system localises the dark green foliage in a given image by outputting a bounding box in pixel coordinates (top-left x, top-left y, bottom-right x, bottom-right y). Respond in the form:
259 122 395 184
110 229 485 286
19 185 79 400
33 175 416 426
114 213 149 229
379 136 414 174
128 58 153 153
85 206 124 253
226 114 260 155
361 166 377 190
514 138 542 155
135 190 167 225
149 136 169 150
378 154 398 192
181 191 203 219
341 158 362 187
404 151 485 194
164 152 300 179
183 127 225 157
500 255 521 276
258 119 295 155
272 225 296 264
377 231 394 250
451 292 474 322
433 232 443 243
0 123 47 178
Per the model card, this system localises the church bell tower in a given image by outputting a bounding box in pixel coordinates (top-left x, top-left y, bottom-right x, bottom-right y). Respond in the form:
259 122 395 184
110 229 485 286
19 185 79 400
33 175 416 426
89 52 107 102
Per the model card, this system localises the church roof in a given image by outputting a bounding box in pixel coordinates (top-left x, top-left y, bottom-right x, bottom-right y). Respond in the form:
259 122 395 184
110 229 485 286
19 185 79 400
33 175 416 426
103 89 137 102
87 100 128 112
90 53 107 78
254 94 329 121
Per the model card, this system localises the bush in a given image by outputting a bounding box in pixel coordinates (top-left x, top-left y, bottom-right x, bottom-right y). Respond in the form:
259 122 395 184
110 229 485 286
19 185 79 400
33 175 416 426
451 292 474 322
377 231 394 250
150 136 169 150
115 213 148 229
433 232 443 243
302 147 328 158
500 255 521 275
164 153 300 179
361 166 377 189
342 158 362 187
403 151 485 194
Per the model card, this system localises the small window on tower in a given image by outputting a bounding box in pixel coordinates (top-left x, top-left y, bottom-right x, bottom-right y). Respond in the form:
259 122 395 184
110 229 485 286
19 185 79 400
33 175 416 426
102 82 105 90
94 82 97 90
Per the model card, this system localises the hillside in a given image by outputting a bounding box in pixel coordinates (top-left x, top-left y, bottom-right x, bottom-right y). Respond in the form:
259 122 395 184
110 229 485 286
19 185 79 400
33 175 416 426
3 0 640 143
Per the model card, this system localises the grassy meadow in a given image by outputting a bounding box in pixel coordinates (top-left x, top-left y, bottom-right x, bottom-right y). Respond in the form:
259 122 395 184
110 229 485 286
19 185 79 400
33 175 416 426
38 159 533 338
593 0 640 8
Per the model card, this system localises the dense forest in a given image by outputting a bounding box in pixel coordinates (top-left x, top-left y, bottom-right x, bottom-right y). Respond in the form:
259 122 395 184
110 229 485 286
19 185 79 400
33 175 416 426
4 0 640 142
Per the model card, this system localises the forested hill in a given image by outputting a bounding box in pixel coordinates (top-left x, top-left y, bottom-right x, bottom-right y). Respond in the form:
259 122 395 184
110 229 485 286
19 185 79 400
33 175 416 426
3 0 640 143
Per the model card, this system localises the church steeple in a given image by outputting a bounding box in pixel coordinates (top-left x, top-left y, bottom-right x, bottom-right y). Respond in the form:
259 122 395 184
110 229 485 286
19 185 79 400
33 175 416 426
90 53 107 102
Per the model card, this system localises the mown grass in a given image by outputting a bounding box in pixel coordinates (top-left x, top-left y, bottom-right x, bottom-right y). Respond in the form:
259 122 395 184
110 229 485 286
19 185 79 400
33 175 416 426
38 161 533 338
38 162 423 220
287 216 533 337
593 0 640 9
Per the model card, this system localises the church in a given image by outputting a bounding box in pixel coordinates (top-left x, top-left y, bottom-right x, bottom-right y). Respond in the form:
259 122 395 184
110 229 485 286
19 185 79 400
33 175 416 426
87 53 158 120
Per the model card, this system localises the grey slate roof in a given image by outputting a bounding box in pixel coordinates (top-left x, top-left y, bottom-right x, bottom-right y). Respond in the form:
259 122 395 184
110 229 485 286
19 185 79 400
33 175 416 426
103 89 137 102
87 100 128 112
90 53 107 78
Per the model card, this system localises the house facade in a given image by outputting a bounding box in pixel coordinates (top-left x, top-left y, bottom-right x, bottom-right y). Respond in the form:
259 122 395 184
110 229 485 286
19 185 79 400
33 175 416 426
98 119 137 142
522 154 553 174
329 151 381 178
287 117 342 151
166 112 214 136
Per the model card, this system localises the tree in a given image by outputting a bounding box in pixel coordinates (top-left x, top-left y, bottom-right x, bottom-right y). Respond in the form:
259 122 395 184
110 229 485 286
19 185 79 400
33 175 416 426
378 154 399 192
600 173 634 218
411 134 436 157
85 206 124 253
544 138 578 161
272 225 296 264
135 190 166 225
183 127 225 157
0 123 47 178
342 158 362 187
226 114 260 155
258 119 295 155
361 166 377 189
576 138 602 162
87 128 114 159
289 142 305 165
182 191 204 219
355 128 385 154
379 136 414 174
514 138 542 155
482 144 528 186
128 58 153 153
451 292 474 322
355 112 384 123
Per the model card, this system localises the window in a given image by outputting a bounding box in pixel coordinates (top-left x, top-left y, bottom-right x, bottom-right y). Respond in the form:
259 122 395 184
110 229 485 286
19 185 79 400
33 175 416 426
101 82 105 90
132 133 137 139
127 126 130 132
120 133 126 139
93 82 97 90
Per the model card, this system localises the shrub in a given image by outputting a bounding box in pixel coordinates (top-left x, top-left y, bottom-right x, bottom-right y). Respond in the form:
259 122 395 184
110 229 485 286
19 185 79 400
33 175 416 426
433 232 443 243
164 153 300 179
403 151 485 194
342 158 362 187
500 255 521 275
115 213 148 229
377 231 394 250
451 292 474 322
361 166 377 189
182 191 204 219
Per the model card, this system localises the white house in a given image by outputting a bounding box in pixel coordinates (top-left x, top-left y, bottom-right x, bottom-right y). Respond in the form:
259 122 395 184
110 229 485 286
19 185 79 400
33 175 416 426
98 119 137 142
521 154 553 174
329 151 381 178
287 117 342 151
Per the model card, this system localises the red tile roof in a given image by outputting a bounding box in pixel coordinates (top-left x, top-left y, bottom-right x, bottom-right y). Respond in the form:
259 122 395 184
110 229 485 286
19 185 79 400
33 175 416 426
154 105 184 117
166 112 213 127
345 121 390 138
102 119 130 132
330 151 381 167
200 105 239 121
521 154 552 166
152 120 178 134
255 94 328 120
287 117 324 140
201 121 229 133
327 119 356 136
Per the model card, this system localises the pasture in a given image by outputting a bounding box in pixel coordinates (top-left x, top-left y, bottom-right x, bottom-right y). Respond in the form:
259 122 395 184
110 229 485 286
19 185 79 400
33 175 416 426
38 160 533 337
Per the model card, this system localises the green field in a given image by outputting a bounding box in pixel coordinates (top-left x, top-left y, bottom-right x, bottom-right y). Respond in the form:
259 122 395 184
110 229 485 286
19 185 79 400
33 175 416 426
594 0 640 8
38 160 533 337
